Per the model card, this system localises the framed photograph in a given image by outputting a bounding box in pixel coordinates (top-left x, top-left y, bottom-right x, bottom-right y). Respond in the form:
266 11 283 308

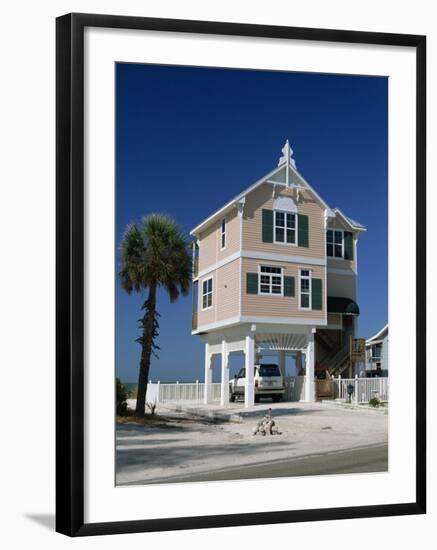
56 13 426 536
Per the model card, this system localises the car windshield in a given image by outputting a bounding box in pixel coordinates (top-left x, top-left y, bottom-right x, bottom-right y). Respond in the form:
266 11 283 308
258 365 281 377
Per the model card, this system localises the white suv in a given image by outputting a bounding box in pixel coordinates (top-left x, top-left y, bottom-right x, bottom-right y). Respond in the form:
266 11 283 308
229 364 285 403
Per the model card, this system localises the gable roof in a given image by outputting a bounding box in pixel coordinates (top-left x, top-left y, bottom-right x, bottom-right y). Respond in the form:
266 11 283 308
190 141 365 236
366 324 388 344
333 208 367 232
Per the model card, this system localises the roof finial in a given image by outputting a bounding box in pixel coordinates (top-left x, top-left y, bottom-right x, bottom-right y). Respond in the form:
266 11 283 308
278 139 296 169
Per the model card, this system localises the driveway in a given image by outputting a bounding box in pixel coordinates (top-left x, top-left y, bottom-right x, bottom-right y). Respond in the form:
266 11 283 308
116 401 388 485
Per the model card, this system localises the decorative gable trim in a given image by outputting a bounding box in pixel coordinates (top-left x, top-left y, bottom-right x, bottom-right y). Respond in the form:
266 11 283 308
190 140 339 236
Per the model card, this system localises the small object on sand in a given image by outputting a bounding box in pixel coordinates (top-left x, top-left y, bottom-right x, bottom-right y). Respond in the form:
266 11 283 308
253 409 280 436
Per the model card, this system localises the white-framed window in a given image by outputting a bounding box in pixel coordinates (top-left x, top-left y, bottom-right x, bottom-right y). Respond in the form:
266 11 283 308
274 210 297 245
201 277 213 310
299 268 312 309
326 229 344 258
259 265 283 295
220 218 226 250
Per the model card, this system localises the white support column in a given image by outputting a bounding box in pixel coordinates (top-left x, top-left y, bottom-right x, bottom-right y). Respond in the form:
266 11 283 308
304 331 316 402
245 331 255 408
203 342 213 404
220 341 230 406
278 350 286 378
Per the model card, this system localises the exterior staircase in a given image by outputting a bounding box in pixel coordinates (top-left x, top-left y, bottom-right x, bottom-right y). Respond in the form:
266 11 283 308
325 344 351 377
315 333 351 378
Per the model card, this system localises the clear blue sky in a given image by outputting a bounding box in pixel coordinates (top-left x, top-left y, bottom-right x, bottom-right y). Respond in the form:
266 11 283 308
116 63 388 383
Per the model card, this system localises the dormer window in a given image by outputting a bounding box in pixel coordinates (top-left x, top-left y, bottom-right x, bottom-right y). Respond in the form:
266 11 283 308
274 211 297 245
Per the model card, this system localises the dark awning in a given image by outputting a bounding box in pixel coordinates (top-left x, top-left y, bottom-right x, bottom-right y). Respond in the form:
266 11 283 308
327 296 360 315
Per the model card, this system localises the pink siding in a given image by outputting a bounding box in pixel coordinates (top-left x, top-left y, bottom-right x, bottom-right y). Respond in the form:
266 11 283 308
242 184 325 259
198 224 216 272
197 259 241 328
197 273 215 327
216 259 240 322
197 208 240 271
241 258 325 321
217 209 240 261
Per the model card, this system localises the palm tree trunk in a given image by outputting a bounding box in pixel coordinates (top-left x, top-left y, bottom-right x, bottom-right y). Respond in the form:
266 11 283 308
135 283 157 415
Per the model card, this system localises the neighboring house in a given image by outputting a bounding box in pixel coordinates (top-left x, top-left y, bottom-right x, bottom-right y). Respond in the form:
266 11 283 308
190 141 366 407
365 325 388 377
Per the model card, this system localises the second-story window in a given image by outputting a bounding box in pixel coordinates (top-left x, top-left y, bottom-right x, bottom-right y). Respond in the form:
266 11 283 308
202 277 213 309
259 266 283 295
274 211 296 245
299 269 311 309
220 218 226 249
326 229 343 258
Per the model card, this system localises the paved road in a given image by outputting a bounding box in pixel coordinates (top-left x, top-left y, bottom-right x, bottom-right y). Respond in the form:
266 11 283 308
131 443 388 485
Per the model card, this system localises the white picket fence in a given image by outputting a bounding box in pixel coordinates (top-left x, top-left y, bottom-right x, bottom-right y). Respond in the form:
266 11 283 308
144 376 306 404
145 381 222 403
333 376 389 403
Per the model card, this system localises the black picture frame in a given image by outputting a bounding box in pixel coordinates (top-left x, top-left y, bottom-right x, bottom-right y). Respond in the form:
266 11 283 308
56 12 426 537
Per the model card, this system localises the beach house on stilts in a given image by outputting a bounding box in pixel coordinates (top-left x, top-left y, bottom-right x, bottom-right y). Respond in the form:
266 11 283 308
190 141 366 408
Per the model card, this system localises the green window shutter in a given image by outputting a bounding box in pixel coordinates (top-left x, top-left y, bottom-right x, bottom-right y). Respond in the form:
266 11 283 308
344 231 354 260
311 278 323 310
283 276 295 297
262 209 274 243
298 214 309 247
246 272 258 294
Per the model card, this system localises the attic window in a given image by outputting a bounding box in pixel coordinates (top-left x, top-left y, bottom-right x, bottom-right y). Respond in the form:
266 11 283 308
274 211 296 245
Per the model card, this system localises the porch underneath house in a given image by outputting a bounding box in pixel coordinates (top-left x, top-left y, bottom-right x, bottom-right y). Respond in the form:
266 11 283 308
315 302 360 381
201 323 316 408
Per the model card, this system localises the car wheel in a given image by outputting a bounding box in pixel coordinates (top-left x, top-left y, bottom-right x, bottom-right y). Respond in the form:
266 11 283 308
229 392 235 402
255 394 261 403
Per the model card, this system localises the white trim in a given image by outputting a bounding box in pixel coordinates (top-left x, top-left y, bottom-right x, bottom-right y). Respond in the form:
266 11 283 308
192 316 242 334
190 159 337 236
258 264 284 296
242 250 325 266
366 324 389 343
193 315 327 334
327 267 356 276
299 267 312 310
272 195 298 213
201 276 214 311
333 208 367 232
196 251 241 279
240 316 326 326
196 249 326 280
190 164 285 235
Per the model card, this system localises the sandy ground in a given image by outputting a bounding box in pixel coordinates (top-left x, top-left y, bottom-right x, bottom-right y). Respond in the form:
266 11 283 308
116 401 388 485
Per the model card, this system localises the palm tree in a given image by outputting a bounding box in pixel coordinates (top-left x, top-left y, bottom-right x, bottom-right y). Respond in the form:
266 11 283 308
119 214 191 415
